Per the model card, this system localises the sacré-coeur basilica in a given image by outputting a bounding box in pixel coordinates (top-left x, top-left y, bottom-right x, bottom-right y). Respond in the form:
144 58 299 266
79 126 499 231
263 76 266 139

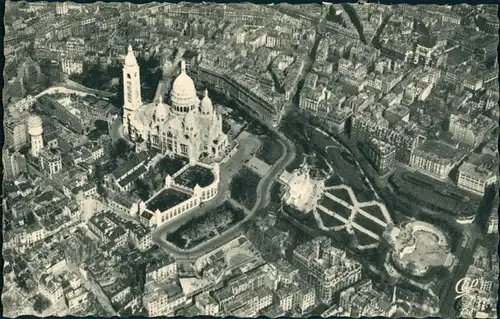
122 45 228 161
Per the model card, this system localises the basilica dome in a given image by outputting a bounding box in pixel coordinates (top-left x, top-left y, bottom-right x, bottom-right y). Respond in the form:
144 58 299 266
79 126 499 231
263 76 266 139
171 60 198 113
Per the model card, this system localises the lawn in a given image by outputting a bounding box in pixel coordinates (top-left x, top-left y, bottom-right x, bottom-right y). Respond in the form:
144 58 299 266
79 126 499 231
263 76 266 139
353 229 379 246
270 182 285 204
256 136 283 165
230 167 262 210
319 195 352 220
325 147 365 190
340 151 357 166
166 201 246 249
157 155 188 176
359 204 386 222
317 208 346 228
355 188 377 203
353 211 386 236
286 153 305 172
326 188 354 206
325 174 344 187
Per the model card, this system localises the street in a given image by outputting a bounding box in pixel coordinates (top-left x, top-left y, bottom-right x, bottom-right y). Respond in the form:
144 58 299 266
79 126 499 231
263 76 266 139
439 224 481 318
66 262 118 316
63 75 116 99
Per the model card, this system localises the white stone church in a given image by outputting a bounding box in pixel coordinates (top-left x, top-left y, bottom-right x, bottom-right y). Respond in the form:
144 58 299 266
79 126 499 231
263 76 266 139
122 45 228 161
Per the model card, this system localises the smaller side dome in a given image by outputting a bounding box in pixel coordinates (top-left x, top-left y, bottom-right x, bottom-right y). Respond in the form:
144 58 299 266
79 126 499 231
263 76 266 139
200 89 213 115
154 96 169 121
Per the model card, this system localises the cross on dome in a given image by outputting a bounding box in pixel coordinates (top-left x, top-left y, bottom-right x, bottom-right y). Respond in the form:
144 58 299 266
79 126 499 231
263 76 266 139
180 59 186 73
204 89 208 97
158 96 163 104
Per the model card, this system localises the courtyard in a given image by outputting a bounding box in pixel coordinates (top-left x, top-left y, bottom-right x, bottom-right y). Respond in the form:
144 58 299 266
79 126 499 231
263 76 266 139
174 165 215 189
157 155 188 177
146 188 191 212
138 155 190 194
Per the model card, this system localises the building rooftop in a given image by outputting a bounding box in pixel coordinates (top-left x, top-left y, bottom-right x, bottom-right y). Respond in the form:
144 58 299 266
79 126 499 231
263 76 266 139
261 304 286 317
111 152 149 179
417 140 463 160
179 277 213 297
368 137 396 155
117 165 147 187
459 154 498 180
146 255 176 274
109 192 137 209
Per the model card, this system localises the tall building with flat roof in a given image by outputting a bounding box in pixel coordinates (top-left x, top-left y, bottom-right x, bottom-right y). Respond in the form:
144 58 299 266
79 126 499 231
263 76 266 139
292 237 362 304
449 114 496 148
40 148 63 178
5 117 28 151
457 154 498 196
360 137 396 176
56 2 68 15
28 115 44 157
409 140 465 180
2 148 27 181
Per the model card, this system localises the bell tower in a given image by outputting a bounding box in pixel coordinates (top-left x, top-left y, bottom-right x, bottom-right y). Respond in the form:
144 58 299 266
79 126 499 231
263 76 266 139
123 45 142 136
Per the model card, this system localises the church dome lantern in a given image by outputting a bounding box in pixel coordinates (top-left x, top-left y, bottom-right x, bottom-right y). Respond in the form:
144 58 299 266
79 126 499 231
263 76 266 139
170 59 198 113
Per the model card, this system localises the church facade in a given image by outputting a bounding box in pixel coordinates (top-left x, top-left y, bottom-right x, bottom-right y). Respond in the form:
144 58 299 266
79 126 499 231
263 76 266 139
122 45 228 161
